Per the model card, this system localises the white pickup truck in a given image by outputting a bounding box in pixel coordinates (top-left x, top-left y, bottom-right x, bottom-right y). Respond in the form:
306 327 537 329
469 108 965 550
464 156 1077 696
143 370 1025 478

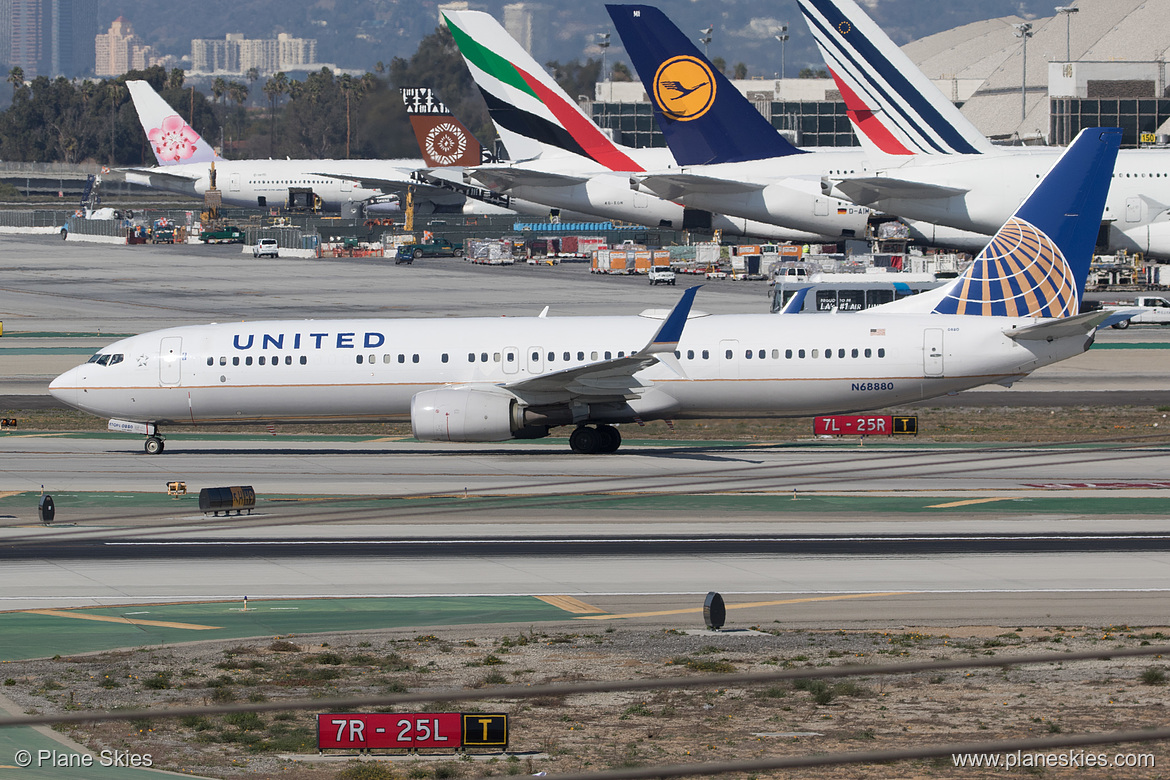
648 266 676 286
1103 295 1170 328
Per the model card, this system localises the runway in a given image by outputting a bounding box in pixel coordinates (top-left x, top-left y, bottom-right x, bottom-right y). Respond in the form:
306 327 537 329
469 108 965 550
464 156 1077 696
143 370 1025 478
2 233 1170 634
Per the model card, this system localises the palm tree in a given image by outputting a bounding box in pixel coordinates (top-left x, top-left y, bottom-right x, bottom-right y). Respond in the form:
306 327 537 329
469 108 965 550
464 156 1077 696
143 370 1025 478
106 81 125 164
7 66 24 100
211 77 227 105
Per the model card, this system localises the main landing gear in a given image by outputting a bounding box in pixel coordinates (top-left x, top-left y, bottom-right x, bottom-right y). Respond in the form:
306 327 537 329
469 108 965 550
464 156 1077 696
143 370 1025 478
569 424 622 454
144 435 165 455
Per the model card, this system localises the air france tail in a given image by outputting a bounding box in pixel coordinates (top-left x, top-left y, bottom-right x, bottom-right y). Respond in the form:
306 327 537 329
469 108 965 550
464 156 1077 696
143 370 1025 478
797 0 992 156
879 128 1121 318
125 81 222 166
606 4 805 165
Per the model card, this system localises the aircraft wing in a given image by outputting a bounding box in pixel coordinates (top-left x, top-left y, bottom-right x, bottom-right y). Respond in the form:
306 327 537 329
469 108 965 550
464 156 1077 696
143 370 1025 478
307 172 447 197
503 287 699 403
467 166 590 192
830 176 969 205
634 172 765 201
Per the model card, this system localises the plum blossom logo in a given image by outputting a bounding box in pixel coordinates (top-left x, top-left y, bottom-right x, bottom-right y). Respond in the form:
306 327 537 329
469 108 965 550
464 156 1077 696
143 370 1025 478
425 123 468 166
148 115 201 162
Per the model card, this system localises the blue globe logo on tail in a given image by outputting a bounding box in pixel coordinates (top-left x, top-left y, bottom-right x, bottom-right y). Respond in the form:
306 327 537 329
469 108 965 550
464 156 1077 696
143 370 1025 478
653 56 717 122
933 217 1078 318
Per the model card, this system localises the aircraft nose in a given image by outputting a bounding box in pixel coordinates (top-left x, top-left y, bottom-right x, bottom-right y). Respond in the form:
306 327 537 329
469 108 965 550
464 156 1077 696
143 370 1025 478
48 367 79 408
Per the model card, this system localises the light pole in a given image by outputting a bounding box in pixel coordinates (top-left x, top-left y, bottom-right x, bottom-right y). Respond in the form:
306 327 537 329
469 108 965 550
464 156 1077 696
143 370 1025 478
597 31 610 79
699 26 713 59
1014 22 1033 122
1055 5 1078 62
775 24 789 81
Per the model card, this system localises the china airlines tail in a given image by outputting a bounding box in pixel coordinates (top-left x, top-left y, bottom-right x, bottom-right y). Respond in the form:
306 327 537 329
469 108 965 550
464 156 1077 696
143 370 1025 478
125 80 222 166
402 87 485 167
797 0 993 156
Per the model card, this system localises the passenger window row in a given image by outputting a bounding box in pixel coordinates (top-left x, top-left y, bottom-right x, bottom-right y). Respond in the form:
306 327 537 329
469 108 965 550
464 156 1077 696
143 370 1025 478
208 355 308 366
672 347 887 360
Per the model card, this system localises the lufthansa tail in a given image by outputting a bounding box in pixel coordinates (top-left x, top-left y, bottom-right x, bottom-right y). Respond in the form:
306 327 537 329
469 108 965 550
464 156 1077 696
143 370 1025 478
606 4 805 166
125 80 222 166
797 0 993 156
876 128 1121 318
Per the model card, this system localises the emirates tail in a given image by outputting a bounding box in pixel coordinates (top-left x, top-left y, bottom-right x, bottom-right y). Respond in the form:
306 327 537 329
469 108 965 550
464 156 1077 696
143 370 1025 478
402 88 485 167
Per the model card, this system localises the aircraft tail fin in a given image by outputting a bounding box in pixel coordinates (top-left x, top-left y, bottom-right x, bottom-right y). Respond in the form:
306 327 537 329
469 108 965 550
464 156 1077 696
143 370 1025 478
443 9 645 172
923 128 1120 318
797 0 993 156
125 80 222 166
606 4 805 165
401 88 486 167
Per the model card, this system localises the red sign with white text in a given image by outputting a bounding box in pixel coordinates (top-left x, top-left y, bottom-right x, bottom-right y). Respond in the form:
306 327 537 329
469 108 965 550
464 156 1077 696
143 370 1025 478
318 713 461 749
814 415 917 436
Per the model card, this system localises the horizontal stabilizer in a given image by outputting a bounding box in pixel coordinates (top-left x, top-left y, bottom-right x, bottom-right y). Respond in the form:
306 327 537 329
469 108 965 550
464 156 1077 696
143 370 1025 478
468 167 590 191
635 173 766 201
1005 311 1112 341
831 176 969 205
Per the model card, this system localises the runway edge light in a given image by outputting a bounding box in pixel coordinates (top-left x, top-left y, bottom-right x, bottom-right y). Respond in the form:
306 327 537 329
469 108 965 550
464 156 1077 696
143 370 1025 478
703 591 725 631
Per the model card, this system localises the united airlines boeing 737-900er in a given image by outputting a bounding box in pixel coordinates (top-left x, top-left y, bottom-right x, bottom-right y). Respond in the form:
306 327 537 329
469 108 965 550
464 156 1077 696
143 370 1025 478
609 2 1170 258
50 128 1121 455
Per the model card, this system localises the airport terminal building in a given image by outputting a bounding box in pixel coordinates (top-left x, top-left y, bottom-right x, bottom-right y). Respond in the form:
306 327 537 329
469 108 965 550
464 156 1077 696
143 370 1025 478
590 0 1170 150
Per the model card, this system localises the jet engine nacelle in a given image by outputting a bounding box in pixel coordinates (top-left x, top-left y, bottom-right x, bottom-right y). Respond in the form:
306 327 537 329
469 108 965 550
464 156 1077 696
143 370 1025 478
410 386 527 442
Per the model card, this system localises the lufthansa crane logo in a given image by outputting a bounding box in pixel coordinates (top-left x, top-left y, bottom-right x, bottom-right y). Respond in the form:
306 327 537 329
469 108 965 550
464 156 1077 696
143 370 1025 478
425 123 468 166
653 56 716 122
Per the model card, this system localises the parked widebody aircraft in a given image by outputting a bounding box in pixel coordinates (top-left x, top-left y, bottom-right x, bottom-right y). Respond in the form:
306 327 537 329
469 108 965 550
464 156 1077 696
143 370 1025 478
442 10 864 242
119 80 515 216
50 127 1119 455
608 2 1170 258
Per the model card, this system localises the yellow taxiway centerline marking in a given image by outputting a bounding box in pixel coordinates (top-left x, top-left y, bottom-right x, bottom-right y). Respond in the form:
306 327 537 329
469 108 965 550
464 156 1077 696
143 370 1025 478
537 595 606 614
926 497 1015 509
23 609 222 630
577 592 911 620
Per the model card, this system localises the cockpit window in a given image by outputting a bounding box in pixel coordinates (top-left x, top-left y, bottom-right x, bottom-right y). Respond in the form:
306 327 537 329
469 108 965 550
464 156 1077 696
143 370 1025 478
86 353 124 366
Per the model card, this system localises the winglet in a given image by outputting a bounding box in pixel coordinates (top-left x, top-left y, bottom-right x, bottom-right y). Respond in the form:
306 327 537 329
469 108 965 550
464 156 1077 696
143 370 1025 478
778 286 811 314
644 285 701 354
126 80 222 166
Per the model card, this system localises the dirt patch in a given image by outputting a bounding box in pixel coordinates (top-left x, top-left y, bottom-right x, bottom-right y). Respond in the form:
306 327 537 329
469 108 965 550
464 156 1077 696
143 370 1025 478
3 624 1169 779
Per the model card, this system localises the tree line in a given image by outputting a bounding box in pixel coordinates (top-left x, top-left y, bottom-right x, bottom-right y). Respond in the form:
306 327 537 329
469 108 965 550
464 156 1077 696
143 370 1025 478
0 27 629 166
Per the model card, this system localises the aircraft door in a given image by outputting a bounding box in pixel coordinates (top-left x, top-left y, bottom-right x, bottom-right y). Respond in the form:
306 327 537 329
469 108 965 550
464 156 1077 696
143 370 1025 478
814 197 830 217
502 347 519 375
718 339 740 379
526 347 544 374
1126 197 1142 223
229 173 241 192
159 336 183 386
633 190 648 209
923 329 944 377
342 179 354 192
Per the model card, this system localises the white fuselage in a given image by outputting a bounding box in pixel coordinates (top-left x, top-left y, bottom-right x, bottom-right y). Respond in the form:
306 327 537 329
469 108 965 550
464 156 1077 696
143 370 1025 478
50 310 1088 429
649 147 1170 257
123 158 420 212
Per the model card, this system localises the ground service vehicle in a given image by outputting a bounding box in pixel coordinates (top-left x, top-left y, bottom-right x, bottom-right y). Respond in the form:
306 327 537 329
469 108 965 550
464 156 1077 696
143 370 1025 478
1105 296 1170 328
253 238 279 258
649 267 676 285
200 226 244 244
408 238 463 259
